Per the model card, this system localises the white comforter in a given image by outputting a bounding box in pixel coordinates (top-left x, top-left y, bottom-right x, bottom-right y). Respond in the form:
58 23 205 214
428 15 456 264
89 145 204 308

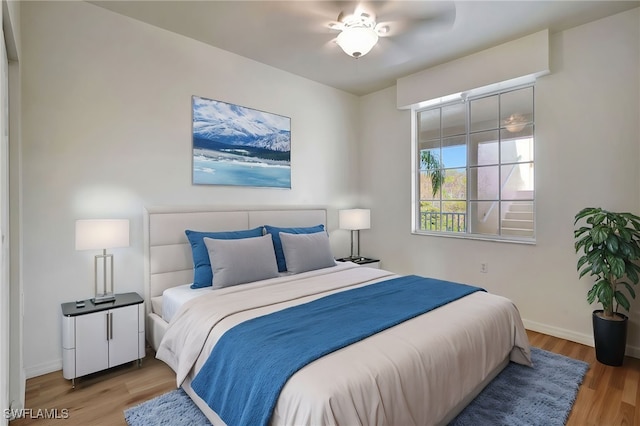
157 263 531 426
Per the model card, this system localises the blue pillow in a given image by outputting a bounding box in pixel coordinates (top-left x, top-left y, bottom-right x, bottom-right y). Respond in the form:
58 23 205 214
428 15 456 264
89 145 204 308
264 224 325 272
185 227 264 289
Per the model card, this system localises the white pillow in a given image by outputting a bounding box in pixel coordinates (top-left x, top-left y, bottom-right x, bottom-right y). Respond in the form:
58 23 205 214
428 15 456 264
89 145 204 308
279 231 336 274
204 234 279 289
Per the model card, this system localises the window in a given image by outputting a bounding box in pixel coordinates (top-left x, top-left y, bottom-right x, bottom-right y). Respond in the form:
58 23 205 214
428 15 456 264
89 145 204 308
413 85 535 241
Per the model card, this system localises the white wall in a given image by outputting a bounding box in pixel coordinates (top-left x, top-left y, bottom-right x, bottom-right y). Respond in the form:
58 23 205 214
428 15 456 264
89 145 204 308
360 9 640 352
19 1 640 379
20 1 360 376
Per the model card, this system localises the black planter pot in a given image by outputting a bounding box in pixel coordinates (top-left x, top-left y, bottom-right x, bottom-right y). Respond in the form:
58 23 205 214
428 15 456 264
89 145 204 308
592 310 628 366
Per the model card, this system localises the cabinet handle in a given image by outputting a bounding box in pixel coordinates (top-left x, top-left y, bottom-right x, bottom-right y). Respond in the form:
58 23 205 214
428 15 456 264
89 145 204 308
106 312 110 340
109 312 113 340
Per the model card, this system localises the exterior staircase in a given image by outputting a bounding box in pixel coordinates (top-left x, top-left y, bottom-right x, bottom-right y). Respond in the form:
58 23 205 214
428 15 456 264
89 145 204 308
501 199 534 238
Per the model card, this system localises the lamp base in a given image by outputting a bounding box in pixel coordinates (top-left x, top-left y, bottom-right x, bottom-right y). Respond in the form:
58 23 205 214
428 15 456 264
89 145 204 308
91 293 116 304
337 256 379 266
339 255 365 262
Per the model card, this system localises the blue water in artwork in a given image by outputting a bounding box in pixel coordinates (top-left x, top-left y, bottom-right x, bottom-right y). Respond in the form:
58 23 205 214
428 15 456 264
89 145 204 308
193 152 291 188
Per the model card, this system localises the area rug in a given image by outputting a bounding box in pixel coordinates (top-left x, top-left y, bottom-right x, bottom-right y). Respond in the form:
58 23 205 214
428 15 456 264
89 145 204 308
449 347 589 425
124 347 588 426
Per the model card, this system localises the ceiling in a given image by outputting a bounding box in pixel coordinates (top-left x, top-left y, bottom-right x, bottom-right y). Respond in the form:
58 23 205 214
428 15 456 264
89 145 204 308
91 0 640 96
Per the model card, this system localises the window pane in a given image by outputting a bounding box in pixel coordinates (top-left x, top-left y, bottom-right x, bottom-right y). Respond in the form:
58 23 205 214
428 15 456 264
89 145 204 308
501 163 534 200
442 136 466 168
442 201 466 232
469 131 498 166
418 109 440 141
469 166 498 200
501 87 533 132
470 95 498 133
418 139 440 152
469 201 498 236
501 201 535 238
442 103 466 137
419 147 440 172
419 137 441 194
442 168 466 200
501 127 533 163
419 170 440 200
419 201 440 231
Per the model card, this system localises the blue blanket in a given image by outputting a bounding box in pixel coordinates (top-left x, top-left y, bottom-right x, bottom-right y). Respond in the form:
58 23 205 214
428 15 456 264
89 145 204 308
191 274 484 426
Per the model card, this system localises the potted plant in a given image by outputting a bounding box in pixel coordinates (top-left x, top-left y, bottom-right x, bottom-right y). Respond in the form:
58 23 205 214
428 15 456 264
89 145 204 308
574 207 640 366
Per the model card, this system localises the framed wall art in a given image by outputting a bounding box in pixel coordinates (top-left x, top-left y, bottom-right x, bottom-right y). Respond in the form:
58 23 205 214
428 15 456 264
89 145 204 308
192 95 291 188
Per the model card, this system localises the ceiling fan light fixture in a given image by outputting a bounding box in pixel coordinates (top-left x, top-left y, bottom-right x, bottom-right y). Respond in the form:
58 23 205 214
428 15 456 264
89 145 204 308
504 114 528 133
336 26 378 58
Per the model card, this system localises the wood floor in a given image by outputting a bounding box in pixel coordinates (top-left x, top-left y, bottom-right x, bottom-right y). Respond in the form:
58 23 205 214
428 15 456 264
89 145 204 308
10 330 640 425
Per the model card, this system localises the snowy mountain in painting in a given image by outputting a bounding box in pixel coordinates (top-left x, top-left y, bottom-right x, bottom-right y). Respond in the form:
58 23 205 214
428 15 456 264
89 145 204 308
192 96 291 152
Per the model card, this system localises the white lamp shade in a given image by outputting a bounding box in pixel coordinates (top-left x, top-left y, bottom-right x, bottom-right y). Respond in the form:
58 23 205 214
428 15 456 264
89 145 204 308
336 27 378 58
339 209 371 230
75 219 130 250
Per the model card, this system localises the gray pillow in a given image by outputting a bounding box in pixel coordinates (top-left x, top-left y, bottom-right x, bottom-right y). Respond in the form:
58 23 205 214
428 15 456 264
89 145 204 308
279 231 336 274
204 234 279 289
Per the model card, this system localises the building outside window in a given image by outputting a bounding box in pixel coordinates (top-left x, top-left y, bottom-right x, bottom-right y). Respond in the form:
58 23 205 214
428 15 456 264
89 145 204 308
414 85 535 242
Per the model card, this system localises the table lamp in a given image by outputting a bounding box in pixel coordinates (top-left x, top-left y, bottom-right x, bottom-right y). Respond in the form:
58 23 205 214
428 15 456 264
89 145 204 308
75 219 130 304
339 209 371 260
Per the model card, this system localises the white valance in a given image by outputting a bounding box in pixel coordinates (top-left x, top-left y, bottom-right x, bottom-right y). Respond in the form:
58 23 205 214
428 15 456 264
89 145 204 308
396 29 550 110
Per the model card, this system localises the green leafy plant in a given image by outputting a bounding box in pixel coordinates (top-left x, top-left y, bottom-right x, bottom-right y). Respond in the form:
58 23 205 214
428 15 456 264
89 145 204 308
574 207 640 318
421 151 443 198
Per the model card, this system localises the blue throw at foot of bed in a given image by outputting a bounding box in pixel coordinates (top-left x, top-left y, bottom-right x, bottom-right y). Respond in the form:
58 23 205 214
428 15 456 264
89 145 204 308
191 274 484 426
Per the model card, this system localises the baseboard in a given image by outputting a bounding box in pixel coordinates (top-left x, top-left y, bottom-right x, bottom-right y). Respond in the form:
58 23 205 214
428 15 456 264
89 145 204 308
523 318 640 359
523 319 594 347
627 345 640 359
25 359 61 379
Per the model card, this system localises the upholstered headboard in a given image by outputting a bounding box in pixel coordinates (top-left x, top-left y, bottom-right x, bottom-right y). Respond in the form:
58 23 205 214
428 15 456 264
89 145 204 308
143 206 327 311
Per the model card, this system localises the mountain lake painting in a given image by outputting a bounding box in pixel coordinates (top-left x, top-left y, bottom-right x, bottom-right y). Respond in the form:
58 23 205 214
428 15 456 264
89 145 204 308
192 96 291 188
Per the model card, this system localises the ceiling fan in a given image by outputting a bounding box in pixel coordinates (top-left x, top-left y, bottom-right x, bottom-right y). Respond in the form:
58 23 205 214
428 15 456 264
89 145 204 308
326 2 456 59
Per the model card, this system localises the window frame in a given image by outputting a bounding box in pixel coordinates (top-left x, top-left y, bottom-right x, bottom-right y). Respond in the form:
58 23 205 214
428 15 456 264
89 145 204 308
411 84 536 244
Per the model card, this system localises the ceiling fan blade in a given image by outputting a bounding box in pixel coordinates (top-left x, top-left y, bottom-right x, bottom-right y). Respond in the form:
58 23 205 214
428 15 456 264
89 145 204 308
376 1 457 37
374 20 402 37
323 37 339 51
373 36 415 67
375 0 454 20
284 1 353 33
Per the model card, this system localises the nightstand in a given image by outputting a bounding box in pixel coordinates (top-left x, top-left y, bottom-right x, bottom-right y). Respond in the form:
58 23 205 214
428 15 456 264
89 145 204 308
61 292 145 387
337 257 381 269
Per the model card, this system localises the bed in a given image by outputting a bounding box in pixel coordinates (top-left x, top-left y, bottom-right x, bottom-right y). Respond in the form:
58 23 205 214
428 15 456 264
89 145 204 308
144 207 531 426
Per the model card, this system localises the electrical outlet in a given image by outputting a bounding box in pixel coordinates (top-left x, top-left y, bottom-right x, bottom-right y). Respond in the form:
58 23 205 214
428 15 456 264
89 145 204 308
480 263 488 273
